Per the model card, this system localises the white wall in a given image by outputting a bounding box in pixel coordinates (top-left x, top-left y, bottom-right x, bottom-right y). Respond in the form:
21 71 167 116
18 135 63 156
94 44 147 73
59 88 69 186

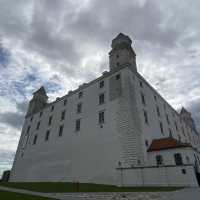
117 165 198 187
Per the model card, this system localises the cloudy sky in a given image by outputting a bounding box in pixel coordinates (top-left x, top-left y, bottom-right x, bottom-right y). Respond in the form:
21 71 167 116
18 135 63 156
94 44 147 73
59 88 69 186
0 0 200 177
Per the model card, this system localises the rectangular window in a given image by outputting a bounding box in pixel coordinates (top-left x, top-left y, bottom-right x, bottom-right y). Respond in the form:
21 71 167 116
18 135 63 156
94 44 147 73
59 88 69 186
75 119 81 131
99 93 105 105
139 81 143 88
77 103 82 114
166 114 170 124
141 92 146 105
160 121 164 134
154 95 157 101
48 116 52 126
169 128 173 137
64 99 67 106
175 121 178 131
116 74 120 80
143 110 148 124
36 121 40 130
61 110 65 120
30 116 33 121
156 106 160 117
99 80 104 88
51 105 54 112
45 130 50 141
99 111 105 124
27 126 31 134
174 153 183 165
40 111 43 117
33 135 37 145
78 91 83 98
156 155 163 165
58 125 64 137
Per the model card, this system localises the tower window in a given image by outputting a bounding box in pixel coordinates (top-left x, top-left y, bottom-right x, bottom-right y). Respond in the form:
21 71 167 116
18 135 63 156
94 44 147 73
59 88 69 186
116 54 119 58
36 121 40 130
33 135 37 145
160 121 164 135
166 114 170 124
116 74 120 80
45 130 50 141
30 116 33 121
75 119 81 131
141 92 146 105
27 126 31 134
61 110 65 120
156 106 160 117
48 116 52 126
64 99 67 106
116 62 119 66
40 111 43 117
99 111 105 124
140 81 143 88
169 128 173 137
154 95 157 101
51 105 54 112
175 121 178 131
58 125 64 137
99 80 104 88
99 93 105 105
78 91 83 98
77 103 82 114
143 110 148 125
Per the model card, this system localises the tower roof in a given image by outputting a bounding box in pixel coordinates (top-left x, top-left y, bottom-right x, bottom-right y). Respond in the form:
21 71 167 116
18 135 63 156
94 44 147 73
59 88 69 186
111 33 132 49
33 86 48 97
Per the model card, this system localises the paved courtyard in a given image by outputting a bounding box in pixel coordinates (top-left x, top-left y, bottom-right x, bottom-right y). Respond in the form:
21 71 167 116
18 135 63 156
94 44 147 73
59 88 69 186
0 186 200 200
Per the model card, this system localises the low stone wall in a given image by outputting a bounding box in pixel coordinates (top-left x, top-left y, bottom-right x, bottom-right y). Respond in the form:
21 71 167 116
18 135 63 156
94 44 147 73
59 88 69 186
116 164 198 187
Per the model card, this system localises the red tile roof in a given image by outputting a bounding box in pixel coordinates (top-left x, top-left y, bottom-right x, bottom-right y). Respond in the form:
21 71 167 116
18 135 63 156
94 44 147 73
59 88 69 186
147 137 191 152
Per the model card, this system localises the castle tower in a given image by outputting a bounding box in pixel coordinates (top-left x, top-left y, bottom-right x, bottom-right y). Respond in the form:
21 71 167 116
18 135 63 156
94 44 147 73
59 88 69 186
180 107 198 134
26 86 48 117
109 33 137 72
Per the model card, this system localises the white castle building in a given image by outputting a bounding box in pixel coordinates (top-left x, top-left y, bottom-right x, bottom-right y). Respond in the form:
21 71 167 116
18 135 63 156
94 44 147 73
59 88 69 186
10 33 200 187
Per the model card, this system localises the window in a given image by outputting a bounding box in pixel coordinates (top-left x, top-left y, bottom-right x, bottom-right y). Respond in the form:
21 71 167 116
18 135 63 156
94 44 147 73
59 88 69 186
64 99 67 106
156 155 163 165
116 54 119 58
61 110 65 120
160 121 164 135
78 91 83 98
33 135 37 145
58 125 64 137
99 80 104 88
45 130 50 141
163 103 166 110
27 126 31 134
169 128 173 137
116 74 120 80
145 140 149 147
175 121 178 131
40 111 43 117
154 95 157 101
48 116 52 126
30 116 33 121
156 106 160 117
139 81 143 88
182 169 186 174
77 103 82 114
166 114 170 124
116 62 119 66
51 105 54 112
174 153 183 165
36 121 40 130
141 92 146 105
75 119 81 131
99 111 105 124
99 93 105 105
143 110 148 124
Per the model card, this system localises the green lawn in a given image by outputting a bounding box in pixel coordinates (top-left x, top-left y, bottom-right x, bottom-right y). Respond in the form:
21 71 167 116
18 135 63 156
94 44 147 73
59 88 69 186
0 182 182 193
0 190 56 200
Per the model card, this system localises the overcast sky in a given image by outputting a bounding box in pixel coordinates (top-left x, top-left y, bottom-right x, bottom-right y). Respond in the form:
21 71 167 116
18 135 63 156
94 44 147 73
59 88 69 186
0 0 200 177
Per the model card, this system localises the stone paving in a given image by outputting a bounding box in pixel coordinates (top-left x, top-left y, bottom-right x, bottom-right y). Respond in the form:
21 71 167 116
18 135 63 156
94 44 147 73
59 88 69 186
0 186 200 200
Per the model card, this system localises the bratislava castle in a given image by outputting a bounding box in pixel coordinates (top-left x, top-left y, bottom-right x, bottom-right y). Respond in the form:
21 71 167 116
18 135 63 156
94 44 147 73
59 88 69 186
10 33 200 187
